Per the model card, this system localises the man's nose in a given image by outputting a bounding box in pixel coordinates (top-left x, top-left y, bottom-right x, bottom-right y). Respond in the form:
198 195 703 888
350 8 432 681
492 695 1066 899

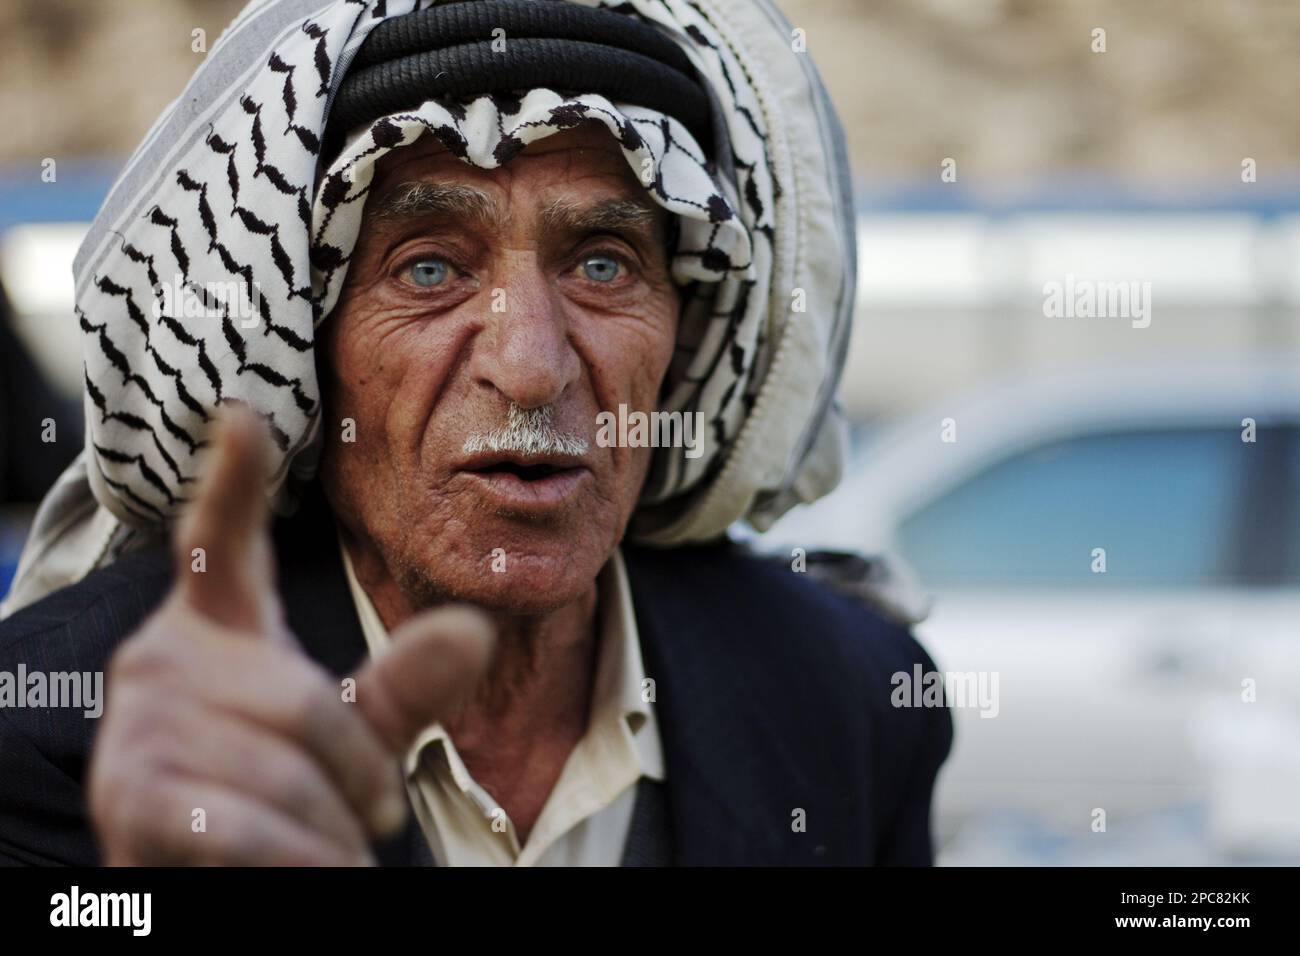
471 262 581 408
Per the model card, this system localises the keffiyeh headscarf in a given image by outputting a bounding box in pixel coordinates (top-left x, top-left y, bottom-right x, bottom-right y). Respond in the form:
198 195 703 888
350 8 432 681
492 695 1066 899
3 0 857 617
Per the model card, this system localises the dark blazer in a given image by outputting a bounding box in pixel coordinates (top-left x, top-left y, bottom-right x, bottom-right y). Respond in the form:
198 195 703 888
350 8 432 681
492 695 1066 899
0 486 952 866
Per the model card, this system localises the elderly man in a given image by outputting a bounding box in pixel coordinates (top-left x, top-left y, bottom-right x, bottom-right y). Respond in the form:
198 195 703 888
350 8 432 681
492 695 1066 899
0 0 950 866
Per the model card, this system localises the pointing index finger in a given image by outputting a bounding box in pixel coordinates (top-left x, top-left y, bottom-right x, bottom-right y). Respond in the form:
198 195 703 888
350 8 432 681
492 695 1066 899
174 404 278 634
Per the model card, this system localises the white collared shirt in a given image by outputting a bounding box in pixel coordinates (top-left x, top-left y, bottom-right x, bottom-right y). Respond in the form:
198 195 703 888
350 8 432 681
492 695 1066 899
339 541 665 866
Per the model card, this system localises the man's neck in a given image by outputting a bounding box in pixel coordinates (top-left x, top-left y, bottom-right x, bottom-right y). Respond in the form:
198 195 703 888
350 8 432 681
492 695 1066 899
340 532 601 839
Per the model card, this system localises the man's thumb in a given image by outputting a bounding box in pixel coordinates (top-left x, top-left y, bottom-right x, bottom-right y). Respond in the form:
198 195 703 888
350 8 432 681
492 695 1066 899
352 606 496 754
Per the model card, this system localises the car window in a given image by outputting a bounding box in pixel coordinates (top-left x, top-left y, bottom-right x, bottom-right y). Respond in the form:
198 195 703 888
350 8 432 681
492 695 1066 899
896 428 1248 587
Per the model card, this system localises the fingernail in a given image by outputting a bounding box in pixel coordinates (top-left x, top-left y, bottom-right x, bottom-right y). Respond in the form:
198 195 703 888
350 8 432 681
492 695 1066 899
370 792 407 836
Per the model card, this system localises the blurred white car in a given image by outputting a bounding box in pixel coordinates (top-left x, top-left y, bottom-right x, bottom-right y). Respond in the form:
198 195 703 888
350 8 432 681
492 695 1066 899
758 358 1300 863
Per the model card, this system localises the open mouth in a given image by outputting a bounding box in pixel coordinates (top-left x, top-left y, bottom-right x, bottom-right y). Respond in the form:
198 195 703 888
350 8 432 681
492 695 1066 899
457 453 593 510
473 461 569 481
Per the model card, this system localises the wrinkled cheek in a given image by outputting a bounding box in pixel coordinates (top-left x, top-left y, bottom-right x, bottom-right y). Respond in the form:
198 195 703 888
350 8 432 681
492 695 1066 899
336 321 423 462
320 327 400 516
624 444 655 503
634 323 678 409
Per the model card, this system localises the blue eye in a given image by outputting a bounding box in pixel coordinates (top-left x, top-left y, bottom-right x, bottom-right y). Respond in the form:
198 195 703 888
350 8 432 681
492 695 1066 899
581 255 621 282
408 258 449 287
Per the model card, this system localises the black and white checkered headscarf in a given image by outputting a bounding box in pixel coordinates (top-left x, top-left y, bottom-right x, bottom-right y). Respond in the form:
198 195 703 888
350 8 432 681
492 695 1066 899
4 0 856 616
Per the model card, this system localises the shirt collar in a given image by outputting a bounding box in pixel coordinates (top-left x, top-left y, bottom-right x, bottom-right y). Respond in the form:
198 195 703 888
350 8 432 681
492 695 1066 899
337 538 664 783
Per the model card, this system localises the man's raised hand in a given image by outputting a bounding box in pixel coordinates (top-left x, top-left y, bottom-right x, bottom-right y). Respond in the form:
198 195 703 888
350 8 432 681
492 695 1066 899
88 406 496 865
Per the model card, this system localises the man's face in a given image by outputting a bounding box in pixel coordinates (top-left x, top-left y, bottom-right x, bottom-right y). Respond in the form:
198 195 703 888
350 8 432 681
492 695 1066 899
319 123 679 615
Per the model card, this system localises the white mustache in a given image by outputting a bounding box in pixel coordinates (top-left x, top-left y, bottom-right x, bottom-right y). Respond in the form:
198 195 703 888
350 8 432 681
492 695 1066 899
462 404 589 457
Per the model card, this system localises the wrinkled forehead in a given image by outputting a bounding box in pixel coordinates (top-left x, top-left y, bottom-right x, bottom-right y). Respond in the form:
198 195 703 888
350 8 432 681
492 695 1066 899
360 122 670 240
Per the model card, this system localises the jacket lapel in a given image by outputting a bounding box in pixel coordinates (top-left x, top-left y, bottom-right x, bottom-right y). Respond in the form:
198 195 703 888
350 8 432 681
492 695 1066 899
623 543 806 866
272 485 369 679
271 488 424 865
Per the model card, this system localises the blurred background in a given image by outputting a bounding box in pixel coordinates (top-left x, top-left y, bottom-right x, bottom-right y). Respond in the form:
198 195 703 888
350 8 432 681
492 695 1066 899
1 0 1297 864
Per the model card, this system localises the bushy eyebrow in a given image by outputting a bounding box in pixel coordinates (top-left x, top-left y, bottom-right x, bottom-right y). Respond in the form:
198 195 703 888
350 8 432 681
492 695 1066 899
369 181 503 229
538 196 662 246
367 181 664 247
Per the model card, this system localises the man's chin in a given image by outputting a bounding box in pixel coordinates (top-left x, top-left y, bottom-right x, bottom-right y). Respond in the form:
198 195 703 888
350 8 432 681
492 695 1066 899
399 542 609 616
